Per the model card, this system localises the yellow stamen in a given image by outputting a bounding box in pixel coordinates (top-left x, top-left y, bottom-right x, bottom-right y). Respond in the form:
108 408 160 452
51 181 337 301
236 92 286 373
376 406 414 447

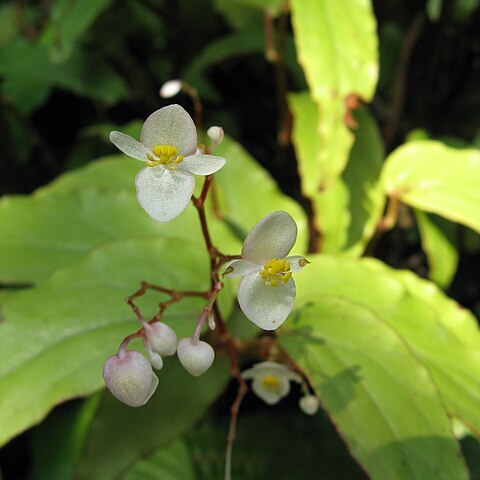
261 374 281 390
146 144 183 168
260 258 292 287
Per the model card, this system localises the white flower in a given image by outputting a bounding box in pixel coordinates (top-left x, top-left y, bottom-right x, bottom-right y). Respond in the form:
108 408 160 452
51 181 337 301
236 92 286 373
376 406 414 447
144 322 177 356
299 394 320 415
110 104 226 222
242 361 301 405
223 210 308 330
159 79 182 98
103 350 158 407
207 126 224 144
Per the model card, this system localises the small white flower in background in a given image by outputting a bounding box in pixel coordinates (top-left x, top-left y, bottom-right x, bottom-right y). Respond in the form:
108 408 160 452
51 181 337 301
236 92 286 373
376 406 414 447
299 394 320 415
207 126 224 144
223 211 309 330
159 79 183 98
242 361 301 405
177 337 215 376
103 350 159 407
110 105 226 223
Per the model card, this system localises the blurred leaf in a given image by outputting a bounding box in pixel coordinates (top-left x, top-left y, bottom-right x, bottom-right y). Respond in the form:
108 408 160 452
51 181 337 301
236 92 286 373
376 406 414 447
290 0 378 188
415 210 459 289
381 141 480 233
213 0 264 31
41 0 113 61
209 137 309 252
75 356 229 480
461 435 480 479
230 0 284 15
285 255 480 436
31 397 100 480
0 237 231 448
0 38 127 113
289 92 384 255
123 439 196 480
281 294 469 480
0 4 17 48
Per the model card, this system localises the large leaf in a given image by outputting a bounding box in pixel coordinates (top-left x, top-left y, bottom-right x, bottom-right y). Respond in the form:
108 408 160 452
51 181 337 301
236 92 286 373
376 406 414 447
289 92 384 255
0 238 228 447
290 0 378 188
281 295 469 480
415 210 459 289
381 140 480 233
286 255 480 435
122 439 196 480
76 357 229 480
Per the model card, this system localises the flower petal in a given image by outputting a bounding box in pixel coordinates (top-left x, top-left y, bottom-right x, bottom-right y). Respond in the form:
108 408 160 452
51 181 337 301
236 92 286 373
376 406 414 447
251 376 291 405
179 154 226 175
286 255 310 273
109 131 150 161
135 166 195 223
223 259 259 277
140 104 197 156
237 273 296 330
242 211 298 264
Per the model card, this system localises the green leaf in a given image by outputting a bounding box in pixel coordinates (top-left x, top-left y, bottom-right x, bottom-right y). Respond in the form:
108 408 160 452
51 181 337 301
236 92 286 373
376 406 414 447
381 140 480 233
75 357 229 480
287 255 480 437
0 237 228 447
41 0 113 62
123 439 196 480
414 210 459 289
207 136 309 251
281 295 469 480
290 0 378 188
289 92 384 255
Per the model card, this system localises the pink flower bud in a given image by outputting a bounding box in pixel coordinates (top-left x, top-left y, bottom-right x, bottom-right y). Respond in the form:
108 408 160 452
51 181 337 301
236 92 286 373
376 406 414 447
207 126 224 144
103 350 158 407
177 338 215 377
145 322 177 356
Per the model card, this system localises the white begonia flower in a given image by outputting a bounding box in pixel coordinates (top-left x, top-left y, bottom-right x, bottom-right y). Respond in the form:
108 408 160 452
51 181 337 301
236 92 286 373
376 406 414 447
207 126 224 144
103 350 159 407
242 361 301 405
144 322 177 357
159 79 182 98
223 211 309 330
299 394 320 415
109 104 226 223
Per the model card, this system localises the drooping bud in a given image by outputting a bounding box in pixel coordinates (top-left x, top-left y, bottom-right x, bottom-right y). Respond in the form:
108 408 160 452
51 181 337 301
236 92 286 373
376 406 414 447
299 394 320 416
207 126 224 144
145 322 177 356
159 79 182 98
177 338 215 377
208 312 216 330
146 347 164 370
103 350 159 407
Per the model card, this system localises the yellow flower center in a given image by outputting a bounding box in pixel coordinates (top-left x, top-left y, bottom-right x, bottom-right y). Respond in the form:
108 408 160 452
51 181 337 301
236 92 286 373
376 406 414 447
146 144 183 168
261 374 281 390
260 258 292 287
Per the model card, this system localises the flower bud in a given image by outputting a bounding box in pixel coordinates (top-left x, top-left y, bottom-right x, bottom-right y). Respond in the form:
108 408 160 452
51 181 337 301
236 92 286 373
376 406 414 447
299 394 320 415
103 350 159 407
145 322 177 356
208 312 216 330
177 338 215 377
146 348 164 370
207 126 224 144
159 79 182 98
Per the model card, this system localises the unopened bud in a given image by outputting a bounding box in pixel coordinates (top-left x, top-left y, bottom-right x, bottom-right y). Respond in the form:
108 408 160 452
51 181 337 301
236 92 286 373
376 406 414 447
145 322 177 356
146 348 164 370
103 350 159 407
159 79 182 98
208 313 216 330
299 394 320 415
177 338 215 377
207 126 224 144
